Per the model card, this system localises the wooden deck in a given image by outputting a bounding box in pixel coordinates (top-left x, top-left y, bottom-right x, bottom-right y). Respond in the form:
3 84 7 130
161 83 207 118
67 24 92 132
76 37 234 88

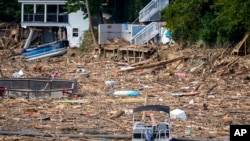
95 44 156 63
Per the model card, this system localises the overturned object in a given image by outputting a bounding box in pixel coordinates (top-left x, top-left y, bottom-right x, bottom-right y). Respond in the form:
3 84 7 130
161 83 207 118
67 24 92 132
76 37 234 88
21 40 69 61
0 78 78 98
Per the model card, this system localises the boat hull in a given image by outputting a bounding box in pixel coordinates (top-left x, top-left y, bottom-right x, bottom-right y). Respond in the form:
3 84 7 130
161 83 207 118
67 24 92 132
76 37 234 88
22 40 69 61
25 48 67 61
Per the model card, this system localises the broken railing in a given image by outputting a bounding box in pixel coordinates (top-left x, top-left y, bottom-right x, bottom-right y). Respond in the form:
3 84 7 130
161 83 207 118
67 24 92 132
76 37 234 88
0 78 78 98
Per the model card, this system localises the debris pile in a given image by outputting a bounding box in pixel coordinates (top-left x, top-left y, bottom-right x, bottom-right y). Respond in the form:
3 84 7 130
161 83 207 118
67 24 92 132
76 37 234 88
0 23 27 56
0 26 250 140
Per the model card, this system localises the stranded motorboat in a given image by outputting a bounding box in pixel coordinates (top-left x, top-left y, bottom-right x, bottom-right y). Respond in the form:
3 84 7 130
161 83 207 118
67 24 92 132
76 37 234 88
132 105 172 141
21 40 69 61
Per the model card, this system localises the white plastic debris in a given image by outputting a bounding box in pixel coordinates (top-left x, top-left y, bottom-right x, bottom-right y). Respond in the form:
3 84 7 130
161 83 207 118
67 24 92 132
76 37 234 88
170 109 187 120
105 80 116 87
161 27 174 45
112 91 140 96
93 55 98 59
76 68 89 77
12 70 24 78
77 68 87 73
189 99 194 105
124 109 133 115
120 66 135 71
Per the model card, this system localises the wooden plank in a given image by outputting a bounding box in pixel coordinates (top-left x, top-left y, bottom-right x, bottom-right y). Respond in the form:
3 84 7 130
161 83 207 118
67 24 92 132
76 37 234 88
231 33 249 55
119 47 150 52
120 56 187 72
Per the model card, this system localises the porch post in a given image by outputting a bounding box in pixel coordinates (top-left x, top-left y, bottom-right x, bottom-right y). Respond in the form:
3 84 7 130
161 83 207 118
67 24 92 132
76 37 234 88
34 4 36 13
44 4 47 22
34 4 36 22
21 3 24 22
23 28 34 49
57 5 59 23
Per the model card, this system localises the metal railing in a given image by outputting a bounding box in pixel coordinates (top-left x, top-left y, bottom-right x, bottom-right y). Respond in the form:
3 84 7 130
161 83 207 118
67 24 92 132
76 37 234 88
139 0 158 22
139 0 169 22
0 78 78 98
131 22 160 45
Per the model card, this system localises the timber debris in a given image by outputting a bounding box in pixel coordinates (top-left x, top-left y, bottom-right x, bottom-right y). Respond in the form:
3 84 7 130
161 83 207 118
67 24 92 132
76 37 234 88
0 22 250 141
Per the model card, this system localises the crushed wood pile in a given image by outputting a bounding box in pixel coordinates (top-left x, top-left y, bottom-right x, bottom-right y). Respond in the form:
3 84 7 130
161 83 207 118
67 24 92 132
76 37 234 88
0 23 250 141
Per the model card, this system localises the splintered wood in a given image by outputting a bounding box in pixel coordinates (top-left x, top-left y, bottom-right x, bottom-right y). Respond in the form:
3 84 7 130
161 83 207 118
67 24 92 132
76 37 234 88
0 22 26 50
231 33 249 55
0 29 250 141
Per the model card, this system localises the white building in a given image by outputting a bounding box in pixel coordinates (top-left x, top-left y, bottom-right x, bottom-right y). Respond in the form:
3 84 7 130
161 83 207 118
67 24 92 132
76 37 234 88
18 0 89 48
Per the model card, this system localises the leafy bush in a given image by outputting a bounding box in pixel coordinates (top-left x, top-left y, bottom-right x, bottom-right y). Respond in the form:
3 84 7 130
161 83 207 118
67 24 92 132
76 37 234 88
161 0 250 47
80 29 98 52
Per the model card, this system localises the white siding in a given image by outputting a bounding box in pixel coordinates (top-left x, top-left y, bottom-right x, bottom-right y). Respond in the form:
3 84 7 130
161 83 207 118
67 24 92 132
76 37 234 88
98 23 132 44
67 10 89 47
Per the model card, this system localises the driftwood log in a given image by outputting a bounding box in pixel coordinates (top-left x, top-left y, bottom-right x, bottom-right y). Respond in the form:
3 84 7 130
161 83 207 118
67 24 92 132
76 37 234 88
120 56 187 72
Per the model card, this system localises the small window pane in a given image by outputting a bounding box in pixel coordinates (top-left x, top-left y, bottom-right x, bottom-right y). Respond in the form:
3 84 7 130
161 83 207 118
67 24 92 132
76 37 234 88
73 28 78 32
73 33 78 37
72 28 78 37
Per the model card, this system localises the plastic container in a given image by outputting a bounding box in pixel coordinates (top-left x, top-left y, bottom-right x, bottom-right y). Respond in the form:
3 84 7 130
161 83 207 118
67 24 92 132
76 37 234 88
112 90 140 96
77 68 87 73
12 70 24 78
174 72 186 78
51 72 60 79
170 109 186 120
72 94 78 100
105 81 116 87
120 66 135 71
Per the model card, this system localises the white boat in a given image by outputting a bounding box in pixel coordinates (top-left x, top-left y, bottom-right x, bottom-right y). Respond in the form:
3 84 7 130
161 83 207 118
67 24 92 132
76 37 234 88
132 105 172 141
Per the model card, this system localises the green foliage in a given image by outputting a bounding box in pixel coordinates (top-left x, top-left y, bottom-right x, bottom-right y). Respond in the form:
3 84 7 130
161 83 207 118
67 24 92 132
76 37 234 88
162 0 250 46
199 12 217 44
212 0 250 43
123 0 151 22
0 0 21 22
162 0 204 43
80 30 98 52
66 0 106 19
66 0 151 23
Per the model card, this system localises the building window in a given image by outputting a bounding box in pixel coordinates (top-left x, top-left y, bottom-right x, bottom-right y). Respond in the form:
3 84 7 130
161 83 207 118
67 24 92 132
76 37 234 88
72 28 78 37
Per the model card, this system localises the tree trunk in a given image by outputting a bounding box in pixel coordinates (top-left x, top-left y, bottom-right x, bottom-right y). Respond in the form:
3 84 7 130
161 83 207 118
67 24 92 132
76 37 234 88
85 0 98 46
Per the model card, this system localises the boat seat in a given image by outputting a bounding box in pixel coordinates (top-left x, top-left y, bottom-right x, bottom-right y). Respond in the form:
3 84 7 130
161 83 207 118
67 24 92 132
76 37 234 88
133 122 146 139
156 122 169 139
133 122 146 128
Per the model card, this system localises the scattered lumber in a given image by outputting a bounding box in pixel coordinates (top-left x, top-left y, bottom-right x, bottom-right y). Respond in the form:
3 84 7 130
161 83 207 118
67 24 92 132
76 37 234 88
130 58 154 67
216 57 240 74
0 21 249 141
110 110 125 119
231 33 249 55
98 117 130 131
119 56 187 72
